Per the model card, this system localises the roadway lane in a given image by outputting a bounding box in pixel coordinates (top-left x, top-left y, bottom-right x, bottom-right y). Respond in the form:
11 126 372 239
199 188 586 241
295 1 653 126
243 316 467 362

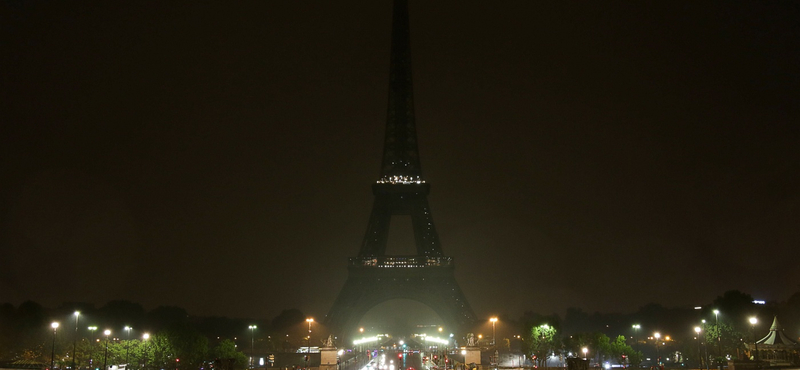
360 352 424 370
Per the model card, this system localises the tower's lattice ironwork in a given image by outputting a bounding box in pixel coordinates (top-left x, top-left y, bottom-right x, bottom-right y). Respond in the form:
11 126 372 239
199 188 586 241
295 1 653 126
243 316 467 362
325 0 476 335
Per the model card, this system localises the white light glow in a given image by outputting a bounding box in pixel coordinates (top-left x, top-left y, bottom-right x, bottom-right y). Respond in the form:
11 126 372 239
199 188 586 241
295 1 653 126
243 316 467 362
354 336 379 345
424 336 449 345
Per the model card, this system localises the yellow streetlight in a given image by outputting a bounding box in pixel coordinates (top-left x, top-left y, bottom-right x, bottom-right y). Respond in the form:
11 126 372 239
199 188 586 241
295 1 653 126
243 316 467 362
50 322 60 369
654 332 661 364
490 317 498 347
749 317 759 367
306 318 314 368
143 333 150 370
694 327 703 368
103 330 111 370
582 347 588 359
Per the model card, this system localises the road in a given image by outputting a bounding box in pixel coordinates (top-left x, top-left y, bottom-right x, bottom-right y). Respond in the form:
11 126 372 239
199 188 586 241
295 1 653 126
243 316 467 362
362 352 425 370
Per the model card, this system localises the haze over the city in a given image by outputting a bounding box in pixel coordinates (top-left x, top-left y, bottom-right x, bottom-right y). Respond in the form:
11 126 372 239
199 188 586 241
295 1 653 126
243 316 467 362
2 1 798 322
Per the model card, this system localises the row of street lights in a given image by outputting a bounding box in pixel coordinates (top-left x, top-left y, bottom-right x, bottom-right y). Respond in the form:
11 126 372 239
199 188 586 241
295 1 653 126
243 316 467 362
632 313 762 368
244 318 315 369
49 312 150 370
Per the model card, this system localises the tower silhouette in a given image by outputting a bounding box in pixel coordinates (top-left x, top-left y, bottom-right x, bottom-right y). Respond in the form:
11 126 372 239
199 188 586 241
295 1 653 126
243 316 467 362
325 0 476 335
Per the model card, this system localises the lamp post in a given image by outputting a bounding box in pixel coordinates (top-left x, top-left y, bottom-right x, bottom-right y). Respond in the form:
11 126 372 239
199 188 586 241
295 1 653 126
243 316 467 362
359 328 364 354
632 325 640 351
103 330 111 370
701 321 709 370
749 317 758 369
582 347 588 360
51 322 60 370
72 312 80 370
125 326 132 366
142 333 150 370
306 318 314 369
490 317 498 347
654 332 661 365
713 310 721 364
88 326 98 369
249 325 257 368
695 327 703 369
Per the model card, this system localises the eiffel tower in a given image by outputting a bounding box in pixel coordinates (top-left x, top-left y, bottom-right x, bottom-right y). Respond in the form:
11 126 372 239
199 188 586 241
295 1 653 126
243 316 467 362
325 0 476 335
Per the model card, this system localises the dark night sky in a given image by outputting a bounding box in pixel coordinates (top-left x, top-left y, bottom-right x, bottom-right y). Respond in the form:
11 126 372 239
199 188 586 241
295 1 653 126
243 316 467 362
1 1 799 323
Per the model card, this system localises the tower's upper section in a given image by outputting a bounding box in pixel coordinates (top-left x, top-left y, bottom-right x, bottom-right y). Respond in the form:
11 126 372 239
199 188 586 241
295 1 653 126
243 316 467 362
378 0 424 185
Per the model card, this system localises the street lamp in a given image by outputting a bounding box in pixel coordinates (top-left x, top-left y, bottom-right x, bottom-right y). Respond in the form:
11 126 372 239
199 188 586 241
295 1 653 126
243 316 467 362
125 326 132 366
88 326 98 368
306 318 314 369
103 330 111 370
249 325 257 368
359 328 364 353
72 312 80 370
654 332 661 365
142 334 150 370
695 327 703 369
582 347 588 360
632 325 640 350
749 317 759 368
51 322 60 370
713 310 721 362
490 317 498 347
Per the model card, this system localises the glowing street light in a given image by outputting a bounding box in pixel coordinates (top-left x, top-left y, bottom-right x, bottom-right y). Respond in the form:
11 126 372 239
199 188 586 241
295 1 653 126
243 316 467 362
749 317 759 369
103 330 111 370
249 325 257 368
306 318 314 369
582 347 588 359
88 326 98 368
694 327 703 369
490 317 498 347
713 310 721 361
654 332 661 364
143 333 150 370
125 326 132 366
51 322 60 370
72 312 81 370
632 325 640 350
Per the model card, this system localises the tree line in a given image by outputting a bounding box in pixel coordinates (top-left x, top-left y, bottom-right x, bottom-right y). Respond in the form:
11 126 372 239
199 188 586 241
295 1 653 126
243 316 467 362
0 301 312 369
507 290 800 368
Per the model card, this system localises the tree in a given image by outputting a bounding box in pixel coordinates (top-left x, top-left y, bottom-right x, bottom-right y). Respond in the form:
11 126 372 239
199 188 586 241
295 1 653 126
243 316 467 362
704 322 745 363
607 335 641 368
712 291 756 333
211 339 248 370
529 324 557 368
